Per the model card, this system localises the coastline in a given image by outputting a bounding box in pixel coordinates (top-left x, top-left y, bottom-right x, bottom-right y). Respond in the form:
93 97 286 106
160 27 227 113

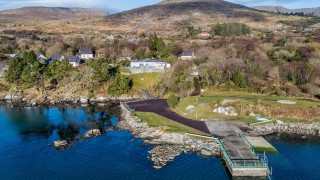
253 122 320 136
0 94 141 106
117 109 220 169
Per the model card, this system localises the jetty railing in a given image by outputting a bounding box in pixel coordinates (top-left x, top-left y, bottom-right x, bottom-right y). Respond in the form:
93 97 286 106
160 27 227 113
217 136 269 169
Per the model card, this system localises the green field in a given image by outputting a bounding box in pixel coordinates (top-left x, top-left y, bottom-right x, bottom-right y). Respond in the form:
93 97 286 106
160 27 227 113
173 91 320 124
127 73 161 90
134 111 208 135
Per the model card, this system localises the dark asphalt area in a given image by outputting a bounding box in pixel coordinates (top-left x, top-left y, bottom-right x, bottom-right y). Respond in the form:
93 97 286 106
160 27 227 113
127 99 210 134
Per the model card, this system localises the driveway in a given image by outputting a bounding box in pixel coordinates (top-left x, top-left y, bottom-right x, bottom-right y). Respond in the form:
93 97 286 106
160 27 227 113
126 99 210 134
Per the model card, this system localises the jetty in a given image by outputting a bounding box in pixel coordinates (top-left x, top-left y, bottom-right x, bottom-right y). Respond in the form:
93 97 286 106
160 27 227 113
121 99 273 178
206 121 272 177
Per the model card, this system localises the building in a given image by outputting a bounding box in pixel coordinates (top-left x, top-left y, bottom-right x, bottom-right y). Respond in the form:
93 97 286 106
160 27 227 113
199 31 210 37
36 53 48 64
65 56 81 67
49 54 65 61
106 34 115 41
0 62 8 78
78 48 93 60
179 50 196 60
129 58 171 74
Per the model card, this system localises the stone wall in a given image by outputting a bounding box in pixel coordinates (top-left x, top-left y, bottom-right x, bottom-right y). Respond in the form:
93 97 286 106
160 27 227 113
253 122 320 136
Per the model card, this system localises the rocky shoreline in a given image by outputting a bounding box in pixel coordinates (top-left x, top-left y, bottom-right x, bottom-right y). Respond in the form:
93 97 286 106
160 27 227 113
253 121 320 136
117 111 220 169
0 94 141 107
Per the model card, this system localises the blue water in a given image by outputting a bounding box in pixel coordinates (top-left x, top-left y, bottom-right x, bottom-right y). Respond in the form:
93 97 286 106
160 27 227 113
1 105 320 180
0 105 228 180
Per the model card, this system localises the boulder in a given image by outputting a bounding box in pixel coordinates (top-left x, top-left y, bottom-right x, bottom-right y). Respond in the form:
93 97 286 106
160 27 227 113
83 129 101 138
186 105 195 111
80 97 89 104
54 140 68 148
4 95 12 102
200 149 212 156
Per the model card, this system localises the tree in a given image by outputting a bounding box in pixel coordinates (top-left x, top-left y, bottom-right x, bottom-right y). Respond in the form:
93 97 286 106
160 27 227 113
167 93 180 107
231 70 247 88
4 57 26 84
45 59 72 82
87 58 118 82
107 74 133 95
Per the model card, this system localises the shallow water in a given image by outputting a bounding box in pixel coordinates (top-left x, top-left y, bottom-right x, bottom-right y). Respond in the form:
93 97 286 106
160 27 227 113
0 105 320 180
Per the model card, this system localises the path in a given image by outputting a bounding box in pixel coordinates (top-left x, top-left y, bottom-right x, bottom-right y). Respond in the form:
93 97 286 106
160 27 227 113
126 99 210 134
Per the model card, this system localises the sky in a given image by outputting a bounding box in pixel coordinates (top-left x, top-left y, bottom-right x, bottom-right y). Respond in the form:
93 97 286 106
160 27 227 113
0 0 320 12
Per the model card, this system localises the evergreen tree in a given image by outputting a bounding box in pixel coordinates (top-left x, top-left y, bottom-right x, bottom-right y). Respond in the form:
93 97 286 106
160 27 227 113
231 70 247 88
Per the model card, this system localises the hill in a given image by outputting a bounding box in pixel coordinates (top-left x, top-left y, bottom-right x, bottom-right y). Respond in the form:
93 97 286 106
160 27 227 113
254 6 320 17
0 7 108 21
107 0 265 32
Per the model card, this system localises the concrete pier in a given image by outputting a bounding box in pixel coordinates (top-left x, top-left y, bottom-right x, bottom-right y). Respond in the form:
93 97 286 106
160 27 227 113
206 121 271 177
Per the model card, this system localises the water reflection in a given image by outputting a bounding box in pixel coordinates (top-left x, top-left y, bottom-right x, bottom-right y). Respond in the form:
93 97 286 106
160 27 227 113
0 104 121 143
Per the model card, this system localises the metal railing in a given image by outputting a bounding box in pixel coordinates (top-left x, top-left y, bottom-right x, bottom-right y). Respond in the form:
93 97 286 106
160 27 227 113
217 136 269 169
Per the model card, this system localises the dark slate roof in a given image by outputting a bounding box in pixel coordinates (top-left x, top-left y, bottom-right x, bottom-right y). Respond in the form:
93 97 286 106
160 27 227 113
79 48 93 54
50 54 64 60
180 50 194 57
65 56 81 63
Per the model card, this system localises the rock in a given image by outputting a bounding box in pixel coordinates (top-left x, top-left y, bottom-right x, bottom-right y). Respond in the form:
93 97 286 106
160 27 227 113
83 129 101 138
80 97 89 104
153 165 162 169
201 149 212 156
213 106 237 116
54 140 68 148
4 95 12 102
186 105 195 111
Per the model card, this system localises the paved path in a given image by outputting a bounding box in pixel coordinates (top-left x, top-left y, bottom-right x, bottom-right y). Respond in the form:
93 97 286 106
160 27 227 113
126 99 210 134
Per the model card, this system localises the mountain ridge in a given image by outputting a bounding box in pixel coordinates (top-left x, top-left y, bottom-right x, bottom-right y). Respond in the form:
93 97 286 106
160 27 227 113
253 6 320 17
0 6 108 21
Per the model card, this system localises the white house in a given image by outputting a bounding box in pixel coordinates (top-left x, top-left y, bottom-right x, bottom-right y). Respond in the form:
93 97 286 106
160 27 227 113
129 59 171 73
78 48 93 60
65 56 81 67
36 53 48 64
179 50 196 60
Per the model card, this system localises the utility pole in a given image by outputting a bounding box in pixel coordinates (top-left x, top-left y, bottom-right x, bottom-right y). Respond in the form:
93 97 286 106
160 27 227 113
196 97 198 120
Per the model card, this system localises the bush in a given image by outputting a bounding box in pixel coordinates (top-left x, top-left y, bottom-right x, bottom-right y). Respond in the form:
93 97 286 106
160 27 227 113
167 93 180 107
107 74 133 95
231 70 247 88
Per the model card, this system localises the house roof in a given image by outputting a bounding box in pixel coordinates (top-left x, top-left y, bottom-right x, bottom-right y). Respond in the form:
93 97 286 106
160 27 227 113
180 50 194 57
65 56 81 63
36 53 47 60
131 58 165 63
50 54 64 60
79 48 93 54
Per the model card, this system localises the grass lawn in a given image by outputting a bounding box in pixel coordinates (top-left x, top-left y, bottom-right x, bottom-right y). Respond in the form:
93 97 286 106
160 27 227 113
201 91 320 109
134 111 208 135
173 91 320 124
127 73 161 90
120 67 132 74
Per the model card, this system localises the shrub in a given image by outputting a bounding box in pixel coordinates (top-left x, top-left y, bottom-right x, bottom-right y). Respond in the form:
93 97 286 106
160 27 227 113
167 93 180 107
107 74 133 95
231 70 247 88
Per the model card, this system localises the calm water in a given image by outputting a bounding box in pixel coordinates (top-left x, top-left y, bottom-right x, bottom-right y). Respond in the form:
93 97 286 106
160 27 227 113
0 105 319 180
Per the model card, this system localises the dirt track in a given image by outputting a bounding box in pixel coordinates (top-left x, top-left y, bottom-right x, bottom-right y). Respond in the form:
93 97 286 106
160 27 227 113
127 99 210 134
